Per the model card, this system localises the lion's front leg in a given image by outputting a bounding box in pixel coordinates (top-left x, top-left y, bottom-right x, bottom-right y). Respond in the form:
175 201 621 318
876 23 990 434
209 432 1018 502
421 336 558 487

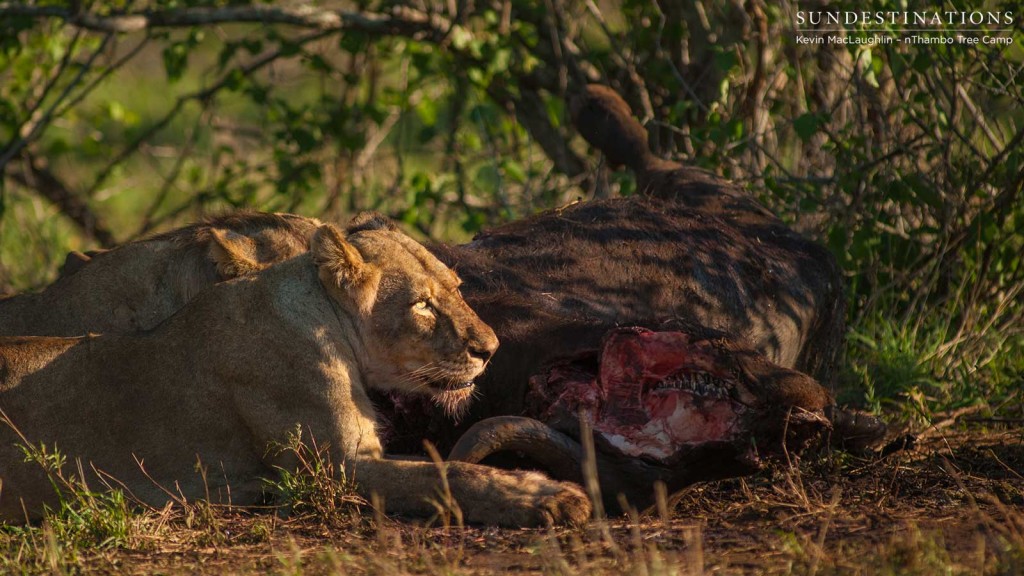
348 458 591 527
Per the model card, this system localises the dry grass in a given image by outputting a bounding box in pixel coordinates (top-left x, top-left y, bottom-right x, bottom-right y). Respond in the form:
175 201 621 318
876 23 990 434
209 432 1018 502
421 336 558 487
2 426 1021 575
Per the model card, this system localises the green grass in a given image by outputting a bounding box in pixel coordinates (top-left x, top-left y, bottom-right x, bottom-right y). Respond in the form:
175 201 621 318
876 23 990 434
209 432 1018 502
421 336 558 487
840 286 1024 424
263 425 366 526
0 188 78 291
0 437 158 573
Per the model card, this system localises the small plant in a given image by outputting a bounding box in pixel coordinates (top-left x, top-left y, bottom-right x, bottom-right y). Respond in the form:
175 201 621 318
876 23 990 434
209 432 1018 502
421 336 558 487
264 425 365 526
181 498 226 546
842 284 1023 425
843 315 945 422
246 518 273 543
0 414 159 572
10 417 149 548
45 483 135 552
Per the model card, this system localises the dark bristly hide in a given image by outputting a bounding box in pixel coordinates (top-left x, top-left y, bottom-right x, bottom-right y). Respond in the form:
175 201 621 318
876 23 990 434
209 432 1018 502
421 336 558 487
378 85 883 509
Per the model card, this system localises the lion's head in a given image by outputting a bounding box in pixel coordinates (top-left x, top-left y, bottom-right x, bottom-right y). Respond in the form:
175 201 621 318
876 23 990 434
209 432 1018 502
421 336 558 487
310 214 499 415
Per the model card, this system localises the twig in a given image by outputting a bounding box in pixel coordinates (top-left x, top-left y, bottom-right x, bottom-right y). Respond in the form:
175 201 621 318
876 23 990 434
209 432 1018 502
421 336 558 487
134 107 210 238
956 83 1004 150
6 154 117 246
916 405 991 440
650 0 707 114
986 448 1024 481
355 108 402 175
582 0 654 122
12 26 84 149
0 3 450 39
486 84 587 181
443 77 468 210
86 27 335 198
3 33 148 240
542 0 569 95
0 33 113 171
962 417 1024 426
52 33 152 120
1 0 629 194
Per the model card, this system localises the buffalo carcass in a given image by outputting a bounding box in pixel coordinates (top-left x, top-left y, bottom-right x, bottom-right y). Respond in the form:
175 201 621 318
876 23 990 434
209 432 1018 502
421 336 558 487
373 87 877 511
370 191 837 510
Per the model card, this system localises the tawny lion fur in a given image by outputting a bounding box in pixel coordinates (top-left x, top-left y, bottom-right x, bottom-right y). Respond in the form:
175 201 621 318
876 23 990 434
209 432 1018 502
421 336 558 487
0 223 590 527
0 212 321 337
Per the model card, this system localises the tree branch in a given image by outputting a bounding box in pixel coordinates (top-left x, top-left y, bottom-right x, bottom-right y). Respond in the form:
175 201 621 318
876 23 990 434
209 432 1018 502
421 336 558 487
1 1 601 186
0 3 451 40
86 27 336 197
487 84 587 182
6 154 117 247
0 33 113 172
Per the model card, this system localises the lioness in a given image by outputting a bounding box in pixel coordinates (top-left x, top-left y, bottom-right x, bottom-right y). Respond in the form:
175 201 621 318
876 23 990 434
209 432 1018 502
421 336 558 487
0 222 590 527
0 212 320 337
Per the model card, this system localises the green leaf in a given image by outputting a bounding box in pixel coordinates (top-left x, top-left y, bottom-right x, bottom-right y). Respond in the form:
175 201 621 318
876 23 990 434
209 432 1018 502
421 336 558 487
277 39 301 57
450 26 474 51
713 49 738 73
473 165 501 195
223 69 245 91
855 48 879 88
162 43 189 83
728 118 744 140
415 99 439 127
304 54 332 73
217 40 239 71
461 210 486 233
793 113 820 141
502 160 527 184
489 47 512 75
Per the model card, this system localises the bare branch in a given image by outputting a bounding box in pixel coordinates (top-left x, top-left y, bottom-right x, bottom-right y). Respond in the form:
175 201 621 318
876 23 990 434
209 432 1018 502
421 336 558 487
356 109 402 174
0 3 451 40
86 27 336 197
487 84 587 181
17 27 84 137
955 84 1004 151
5 155 116 247
134 107 210 239
1 1 599 186
0 34 113 171
53 34 152 120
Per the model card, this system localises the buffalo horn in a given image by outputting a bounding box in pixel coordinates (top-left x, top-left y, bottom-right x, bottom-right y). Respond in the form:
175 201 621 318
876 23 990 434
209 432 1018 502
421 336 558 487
447 416 587 484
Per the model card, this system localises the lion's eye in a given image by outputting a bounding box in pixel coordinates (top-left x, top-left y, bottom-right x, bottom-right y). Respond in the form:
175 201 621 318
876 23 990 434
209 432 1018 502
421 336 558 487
412 300 434 315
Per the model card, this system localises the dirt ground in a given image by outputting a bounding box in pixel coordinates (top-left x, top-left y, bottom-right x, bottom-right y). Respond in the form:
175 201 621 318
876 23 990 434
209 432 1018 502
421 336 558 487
27 426 1024 575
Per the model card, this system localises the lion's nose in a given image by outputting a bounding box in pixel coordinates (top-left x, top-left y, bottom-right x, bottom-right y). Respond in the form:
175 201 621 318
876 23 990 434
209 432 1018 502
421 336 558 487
468 342 495 363
468 328 499 364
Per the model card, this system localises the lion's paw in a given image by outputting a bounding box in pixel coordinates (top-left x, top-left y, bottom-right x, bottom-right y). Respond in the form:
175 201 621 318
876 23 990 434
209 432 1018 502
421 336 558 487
459 469 591 528
529 480 592 527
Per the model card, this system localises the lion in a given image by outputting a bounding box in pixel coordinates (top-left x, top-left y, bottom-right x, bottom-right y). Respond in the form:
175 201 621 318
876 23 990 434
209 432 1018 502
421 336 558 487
0 221 591 527
0 212 321 337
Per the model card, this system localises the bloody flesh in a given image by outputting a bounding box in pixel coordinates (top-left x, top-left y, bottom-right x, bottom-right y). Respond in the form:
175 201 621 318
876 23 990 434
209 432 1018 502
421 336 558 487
528 328 747 463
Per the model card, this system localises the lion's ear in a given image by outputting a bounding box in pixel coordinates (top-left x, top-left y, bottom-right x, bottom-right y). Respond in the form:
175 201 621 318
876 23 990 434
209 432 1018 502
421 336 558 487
208 229 260 279
347 211 399 235
311 223 368 288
